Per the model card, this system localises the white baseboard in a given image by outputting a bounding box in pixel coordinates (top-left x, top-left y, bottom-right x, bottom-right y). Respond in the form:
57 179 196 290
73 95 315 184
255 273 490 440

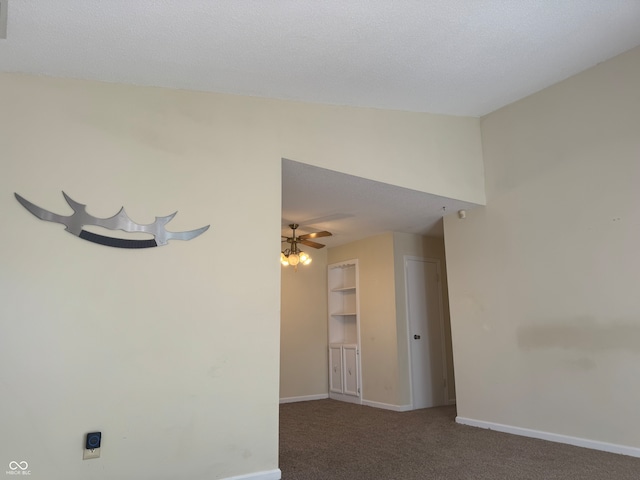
456 416 640 458
223 468 281 480
329 392 362 405
361 399 412 412
279 394 328 404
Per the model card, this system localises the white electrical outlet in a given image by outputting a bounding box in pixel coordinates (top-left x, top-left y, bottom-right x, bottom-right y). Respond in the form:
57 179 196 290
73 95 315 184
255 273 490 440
83 448 101 460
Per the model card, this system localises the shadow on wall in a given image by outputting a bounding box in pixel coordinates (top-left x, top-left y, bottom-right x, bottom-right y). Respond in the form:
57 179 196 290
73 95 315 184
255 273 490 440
518 317 640 354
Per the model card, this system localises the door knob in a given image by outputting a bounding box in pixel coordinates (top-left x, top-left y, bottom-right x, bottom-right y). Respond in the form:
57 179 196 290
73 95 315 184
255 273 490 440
414 335 421 339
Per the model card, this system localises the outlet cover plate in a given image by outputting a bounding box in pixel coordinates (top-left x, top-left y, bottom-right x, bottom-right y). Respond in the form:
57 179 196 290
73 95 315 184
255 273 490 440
83 448 101 460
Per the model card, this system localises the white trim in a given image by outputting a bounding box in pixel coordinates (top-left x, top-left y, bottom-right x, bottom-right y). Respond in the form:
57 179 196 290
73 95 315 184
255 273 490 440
361 399 412 412
223 468 281 480
329 391 362 405
279 394 328 404
456 417 640 458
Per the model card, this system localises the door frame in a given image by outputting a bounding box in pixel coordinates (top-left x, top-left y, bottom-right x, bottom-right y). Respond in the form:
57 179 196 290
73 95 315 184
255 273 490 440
404 255 449 409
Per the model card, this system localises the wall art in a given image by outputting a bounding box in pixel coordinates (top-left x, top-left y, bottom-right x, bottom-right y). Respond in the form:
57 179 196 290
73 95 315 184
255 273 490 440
15 192 209 249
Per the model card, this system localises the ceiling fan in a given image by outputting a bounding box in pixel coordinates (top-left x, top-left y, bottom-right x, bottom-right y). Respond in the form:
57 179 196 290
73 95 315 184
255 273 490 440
281 223 332 270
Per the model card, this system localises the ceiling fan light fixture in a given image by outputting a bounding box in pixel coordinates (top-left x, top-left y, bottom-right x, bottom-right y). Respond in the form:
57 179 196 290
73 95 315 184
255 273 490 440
299 251 311 265
281 223 330 271
288 252 300 266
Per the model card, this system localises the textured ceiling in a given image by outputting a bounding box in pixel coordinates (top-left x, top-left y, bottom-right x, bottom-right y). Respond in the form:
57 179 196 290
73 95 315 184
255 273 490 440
1 1 639 116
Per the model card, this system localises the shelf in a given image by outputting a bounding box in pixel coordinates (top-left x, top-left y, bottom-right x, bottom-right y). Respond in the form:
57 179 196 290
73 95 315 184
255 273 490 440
328 260 361 403
331 286 356 292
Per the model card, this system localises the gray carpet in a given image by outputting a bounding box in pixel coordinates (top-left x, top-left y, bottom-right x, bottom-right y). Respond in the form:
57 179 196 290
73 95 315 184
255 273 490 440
279 399 640 479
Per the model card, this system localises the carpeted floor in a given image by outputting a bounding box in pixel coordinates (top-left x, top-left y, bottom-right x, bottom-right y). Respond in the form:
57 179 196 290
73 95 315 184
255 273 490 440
279 399 640 480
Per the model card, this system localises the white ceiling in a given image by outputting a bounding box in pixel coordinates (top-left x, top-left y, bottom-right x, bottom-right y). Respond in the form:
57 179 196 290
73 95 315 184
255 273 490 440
282 160 478 248
1 1 639 117
2 1 639 247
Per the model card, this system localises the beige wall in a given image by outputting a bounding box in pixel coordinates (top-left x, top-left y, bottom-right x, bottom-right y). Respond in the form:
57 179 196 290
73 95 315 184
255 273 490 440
2 75 284 480
279 248 328 400
444 46 640 449
278 103 486 205
1 73 484 479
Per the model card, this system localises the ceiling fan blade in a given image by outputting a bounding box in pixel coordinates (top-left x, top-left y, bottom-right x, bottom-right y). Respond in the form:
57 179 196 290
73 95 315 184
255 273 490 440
300 239 326 249
299 231 332 240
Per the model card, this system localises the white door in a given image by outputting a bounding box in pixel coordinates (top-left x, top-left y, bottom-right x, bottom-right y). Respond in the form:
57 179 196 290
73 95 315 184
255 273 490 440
329 345 343 393
406 257 446 409
342 345 359 397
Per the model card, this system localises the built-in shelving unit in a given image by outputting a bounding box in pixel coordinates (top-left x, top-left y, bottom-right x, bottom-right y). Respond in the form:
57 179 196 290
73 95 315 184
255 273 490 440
328 260 361 404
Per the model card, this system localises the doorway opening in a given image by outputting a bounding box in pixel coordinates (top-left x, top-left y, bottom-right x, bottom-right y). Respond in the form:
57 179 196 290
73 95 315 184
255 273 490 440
279 159 468 409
